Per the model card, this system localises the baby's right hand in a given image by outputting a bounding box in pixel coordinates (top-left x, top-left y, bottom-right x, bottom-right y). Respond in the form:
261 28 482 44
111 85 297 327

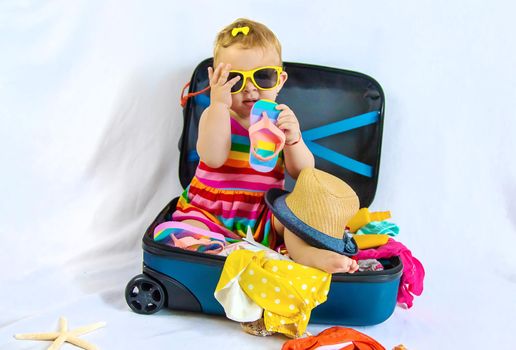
207 62 241 108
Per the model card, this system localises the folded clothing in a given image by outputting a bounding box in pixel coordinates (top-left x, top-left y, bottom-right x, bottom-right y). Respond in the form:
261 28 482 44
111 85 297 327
358 259 384 272
353 234 389 249
356 221 399 236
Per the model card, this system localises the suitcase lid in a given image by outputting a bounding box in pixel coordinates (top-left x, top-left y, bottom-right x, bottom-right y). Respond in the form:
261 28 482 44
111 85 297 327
178 58 385 207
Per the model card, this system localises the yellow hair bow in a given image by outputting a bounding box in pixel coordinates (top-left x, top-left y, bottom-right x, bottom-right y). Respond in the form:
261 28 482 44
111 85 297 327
231 26 250 37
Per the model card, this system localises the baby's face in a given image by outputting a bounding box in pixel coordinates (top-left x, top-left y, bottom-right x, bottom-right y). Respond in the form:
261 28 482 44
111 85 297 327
216 45 287 122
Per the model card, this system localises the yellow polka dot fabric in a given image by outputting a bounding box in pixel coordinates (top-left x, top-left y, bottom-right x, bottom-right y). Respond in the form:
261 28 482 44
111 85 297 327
215 250 331 337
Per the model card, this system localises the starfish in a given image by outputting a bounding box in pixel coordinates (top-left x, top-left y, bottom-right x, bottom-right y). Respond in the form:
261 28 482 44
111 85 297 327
14 316 105 350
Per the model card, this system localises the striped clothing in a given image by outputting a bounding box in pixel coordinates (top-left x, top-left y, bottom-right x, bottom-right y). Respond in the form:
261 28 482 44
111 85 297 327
172 117 284 249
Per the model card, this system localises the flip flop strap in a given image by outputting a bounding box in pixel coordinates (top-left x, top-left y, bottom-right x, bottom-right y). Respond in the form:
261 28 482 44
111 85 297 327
171 235 225 254
248 115 286 161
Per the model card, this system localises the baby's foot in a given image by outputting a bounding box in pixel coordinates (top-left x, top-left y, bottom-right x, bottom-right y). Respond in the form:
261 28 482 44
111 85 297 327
310 249 359 274
284 228 359 274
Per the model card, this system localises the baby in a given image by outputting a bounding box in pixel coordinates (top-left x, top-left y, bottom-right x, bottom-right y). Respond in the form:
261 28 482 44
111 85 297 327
173 18 358 274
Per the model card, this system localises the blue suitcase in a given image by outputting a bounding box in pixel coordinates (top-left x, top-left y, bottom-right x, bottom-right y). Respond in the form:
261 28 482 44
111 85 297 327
125 59 402 326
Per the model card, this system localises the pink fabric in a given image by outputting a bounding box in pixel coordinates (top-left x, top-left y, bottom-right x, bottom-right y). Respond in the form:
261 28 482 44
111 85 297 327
195 168 281 187
356 238 425 308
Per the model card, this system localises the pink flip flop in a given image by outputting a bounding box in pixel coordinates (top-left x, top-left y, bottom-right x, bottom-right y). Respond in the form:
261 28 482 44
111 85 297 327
248 100 285 173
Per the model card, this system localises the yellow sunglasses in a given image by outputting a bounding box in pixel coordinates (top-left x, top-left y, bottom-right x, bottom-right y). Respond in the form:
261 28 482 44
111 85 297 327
227 66 283 94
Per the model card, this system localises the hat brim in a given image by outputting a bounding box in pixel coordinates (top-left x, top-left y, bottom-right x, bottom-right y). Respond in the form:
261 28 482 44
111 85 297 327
265 188 358 256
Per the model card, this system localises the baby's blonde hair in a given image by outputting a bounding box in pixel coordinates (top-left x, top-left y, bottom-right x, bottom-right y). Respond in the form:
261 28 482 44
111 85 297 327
213 18 282 65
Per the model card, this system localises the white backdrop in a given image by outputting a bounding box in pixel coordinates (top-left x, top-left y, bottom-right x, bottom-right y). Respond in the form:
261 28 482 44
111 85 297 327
1 1 515 349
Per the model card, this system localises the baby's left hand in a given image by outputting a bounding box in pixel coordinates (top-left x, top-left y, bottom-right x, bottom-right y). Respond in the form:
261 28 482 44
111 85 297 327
275 104 301 145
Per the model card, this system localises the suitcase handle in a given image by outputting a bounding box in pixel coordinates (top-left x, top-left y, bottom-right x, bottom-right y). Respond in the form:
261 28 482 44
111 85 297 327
180 81 210 108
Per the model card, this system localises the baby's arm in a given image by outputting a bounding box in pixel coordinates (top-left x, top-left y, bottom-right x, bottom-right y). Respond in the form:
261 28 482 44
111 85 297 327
275 104 315 178
197 63 241 168
283 138 314 179
197 103 231 168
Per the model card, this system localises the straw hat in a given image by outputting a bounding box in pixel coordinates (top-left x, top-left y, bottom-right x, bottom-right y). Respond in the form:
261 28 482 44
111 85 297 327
265 168 359 255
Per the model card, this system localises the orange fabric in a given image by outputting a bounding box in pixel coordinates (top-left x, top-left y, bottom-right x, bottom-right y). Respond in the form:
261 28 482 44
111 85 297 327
282 327 385 350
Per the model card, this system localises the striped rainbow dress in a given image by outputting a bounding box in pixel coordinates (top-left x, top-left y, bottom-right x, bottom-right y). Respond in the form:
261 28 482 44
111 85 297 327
172 117 285 249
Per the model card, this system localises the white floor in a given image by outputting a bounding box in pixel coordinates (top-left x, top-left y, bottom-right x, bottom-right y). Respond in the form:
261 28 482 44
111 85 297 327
1 1 515 349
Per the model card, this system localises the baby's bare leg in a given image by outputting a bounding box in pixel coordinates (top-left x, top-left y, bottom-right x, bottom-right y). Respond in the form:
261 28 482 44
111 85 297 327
283 227 359 274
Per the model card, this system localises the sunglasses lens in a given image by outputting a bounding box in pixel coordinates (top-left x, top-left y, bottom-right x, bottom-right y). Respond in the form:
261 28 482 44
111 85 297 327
253 68 279 89
228 72 244 93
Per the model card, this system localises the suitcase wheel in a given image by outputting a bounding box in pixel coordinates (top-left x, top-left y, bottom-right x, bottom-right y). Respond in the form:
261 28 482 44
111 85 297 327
125 274 166 314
